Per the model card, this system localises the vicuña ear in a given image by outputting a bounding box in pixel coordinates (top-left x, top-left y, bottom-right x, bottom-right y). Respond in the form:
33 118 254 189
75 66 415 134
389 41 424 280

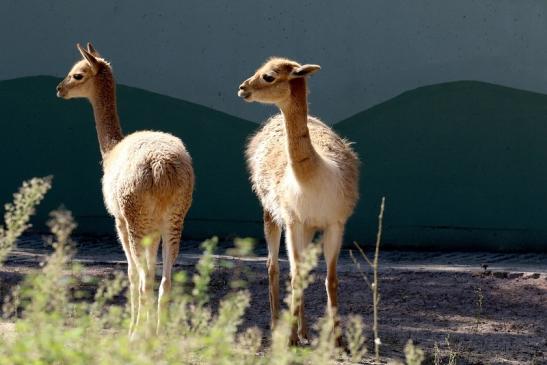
86 42 100 57
290 64 321 78
77 43 99 74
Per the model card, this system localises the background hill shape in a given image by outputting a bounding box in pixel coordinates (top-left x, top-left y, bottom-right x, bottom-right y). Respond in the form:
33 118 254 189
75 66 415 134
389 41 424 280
335 80 547 250
2 77 547 250
0 76 262 238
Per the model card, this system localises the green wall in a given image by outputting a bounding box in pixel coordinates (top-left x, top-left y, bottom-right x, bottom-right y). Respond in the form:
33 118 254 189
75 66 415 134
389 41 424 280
2 76 547 250
337 81 547 251
0 76 262 239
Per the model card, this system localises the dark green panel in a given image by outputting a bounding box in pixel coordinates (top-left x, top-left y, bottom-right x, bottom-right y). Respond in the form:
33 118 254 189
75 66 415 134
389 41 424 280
0 76 262 239
336 81 547 251
3 77 547 251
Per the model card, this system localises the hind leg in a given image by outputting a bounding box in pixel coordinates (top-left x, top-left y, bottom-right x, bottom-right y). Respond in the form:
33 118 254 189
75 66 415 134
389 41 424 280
144 231 161 325
124 210 157 334
157 213 183 333
130 232 159 334
115 217 138 336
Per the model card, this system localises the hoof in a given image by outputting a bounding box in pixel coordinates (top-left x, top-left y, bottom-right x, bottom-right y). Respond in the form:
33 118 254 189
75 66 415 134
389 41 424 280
288 334 311 347
298 332 310 346
335 335 349 352
289 333 300 347
129 331 138 342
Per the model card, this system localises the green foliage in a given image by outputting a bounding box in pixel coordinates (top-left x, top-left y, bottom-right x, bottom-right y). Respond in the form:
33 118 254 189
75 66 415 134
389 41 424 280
191 236 218 305
474 286 484 332
226 237 255 258
0 176 52 264
404 340 425 365
0 214 370 364
345 315 367 362
0 179 372 364
433 335 460 365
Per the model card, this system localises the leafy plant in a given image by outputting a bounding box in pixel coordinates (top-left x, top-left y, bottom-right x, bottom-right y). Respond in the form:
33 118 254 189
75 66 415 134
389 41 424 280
0 176 52 265
0 178 372 364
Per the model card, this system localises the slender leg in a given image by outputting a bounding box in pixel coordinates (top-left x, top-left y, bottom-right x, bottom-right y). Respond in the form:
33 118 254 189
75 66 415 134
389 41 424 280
144 232 161 325
116 217 138 336
297 225 315 343
323 223 344 346
286 222 308 345
127 224 155 334
157 220 182 333
264 211 281 331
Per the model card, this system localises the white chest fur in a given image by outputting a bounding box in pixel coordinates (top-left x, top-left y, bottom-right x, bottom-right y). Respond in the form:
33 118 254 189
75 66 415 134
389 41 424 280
281 159 346 228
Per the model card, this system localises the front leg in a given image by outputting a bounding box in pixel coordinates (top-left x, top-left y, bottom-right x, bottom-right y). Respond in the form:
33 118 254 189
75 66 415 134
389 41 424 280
323 223 344 347
297 225 315 343
285 222 308 346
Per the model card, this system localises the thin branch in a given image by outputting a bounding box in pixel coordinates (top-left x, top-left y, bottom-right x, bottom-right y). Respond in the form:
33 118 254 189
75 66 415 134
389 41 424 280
349 249 372 290
373 197 386 365
353 241 374 268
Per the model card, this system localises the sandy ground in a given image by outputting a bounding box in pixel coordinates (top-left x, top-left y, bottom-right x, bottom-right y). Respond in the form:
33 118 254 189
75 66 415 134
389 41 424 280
1 235 546 365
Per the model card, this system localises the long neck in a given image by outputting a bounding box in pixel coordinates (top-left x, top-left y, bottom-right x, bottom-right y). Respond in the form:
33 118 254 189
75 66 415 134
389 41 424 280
279 78 319 180
89 69 123 157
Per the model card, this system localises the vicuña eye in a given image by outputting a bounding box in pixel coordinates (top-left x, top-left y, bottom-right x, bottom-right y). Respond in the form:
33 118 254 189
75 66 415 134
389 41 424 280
73 74 83 80
262 74 275 83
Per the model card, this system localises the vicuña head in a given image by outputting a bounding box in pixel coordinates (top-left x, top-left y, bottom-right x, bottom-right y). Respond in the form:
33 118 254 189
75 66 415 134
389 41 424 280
56 43 111 100
238 57 320 105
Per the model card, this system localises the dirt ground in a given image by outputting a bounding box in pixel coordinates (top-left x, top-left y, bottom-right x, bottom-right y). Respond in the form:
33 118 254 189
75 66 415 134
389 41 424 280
1 235 546 365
